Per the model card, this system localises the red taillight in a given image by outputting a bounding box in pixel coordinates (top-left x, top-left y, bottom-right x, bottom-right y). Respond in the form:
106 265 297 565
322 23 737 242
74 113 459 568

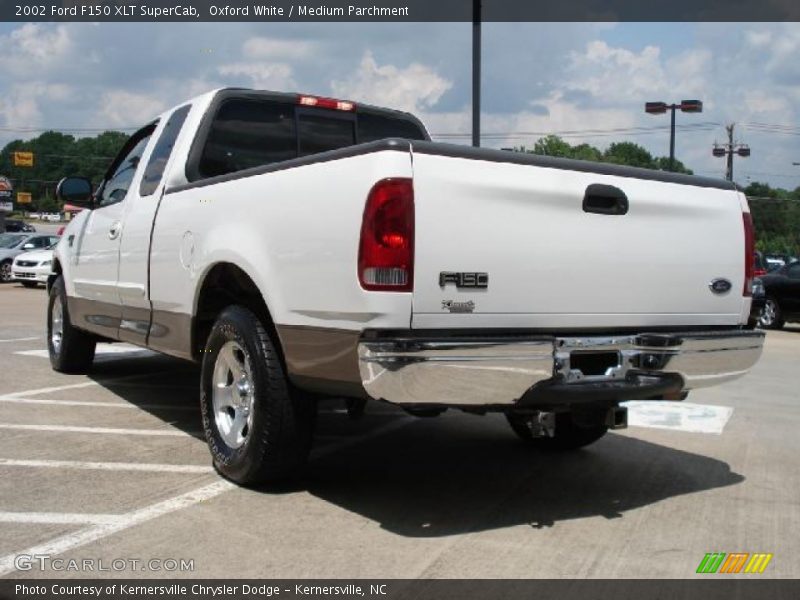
358 178 414 292
743 212 755 297
297 94 355 111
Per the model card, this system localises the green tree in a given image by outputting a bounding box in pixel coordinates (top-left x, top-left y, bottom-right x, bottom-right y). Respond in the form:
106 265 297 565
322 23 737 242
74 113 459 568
0 130 128 212
654 156 693 175
603 142 655 168
532 135 576 158
744 182 778 198
571 143 603 162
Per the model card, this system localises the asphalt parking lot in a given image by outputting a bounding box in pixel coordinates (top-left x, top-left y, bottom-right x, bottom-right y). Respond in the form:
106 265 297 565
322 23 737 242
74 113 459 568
0 282 797 579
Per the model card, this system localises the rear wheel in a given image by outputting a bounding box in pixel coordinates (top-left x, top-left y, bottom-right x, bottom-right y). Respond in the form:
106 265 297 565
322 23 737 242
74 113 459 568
200 305 316 485
47 276 96 373
506 411 608 451
759 297 784 329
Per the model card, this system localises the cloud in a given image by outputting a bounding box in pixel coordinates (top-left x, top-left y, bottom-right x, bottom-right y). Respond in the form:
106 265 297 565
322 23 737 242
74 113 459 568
330 51 452 113
0 24 72 77
217 62 296 91
0 21 797 188
242 37 316 60
98 90 166 126
0 82 72 128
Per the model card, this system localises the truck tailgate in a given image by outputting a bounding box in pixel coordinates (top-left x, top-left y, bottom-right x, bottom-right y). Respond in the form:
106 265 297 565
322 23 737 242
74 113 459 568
410 150 747 330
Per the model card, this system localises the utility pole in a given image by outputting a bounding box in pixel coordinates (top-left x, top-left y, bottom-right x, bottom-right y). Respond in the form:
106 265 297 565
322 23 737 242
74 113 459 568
712 123 750 182
472 0 481 148
725 124 734 181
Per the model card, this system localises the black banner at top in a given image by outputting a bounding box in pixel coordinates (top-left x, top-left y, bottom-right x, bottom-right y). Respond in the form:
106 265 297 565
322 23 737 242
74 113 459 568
3 0 800 22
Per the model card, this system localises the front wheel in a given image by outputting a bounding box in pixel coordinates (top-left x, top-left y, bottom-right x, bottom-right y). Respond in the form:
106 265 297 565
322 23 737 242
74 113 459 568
506 411 608 451
759 297 784 330
200 305 316 485
47 276 96 373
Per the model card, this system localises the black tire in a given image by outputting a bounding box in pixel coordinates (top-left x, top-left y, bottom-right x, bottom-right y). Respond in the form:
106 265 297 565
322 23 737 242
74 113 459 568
47 276 96 373
506 411 608 451
200 305 316 485
22 282 40 288
759 297 785 330
0 261 11 283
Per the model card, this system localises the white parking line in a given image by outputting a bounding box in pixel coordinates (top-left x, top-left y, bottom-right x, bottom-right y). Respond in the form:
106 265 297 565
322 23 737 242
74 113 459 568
17 348 155 360
0 337 41 344
0 458 212 474
0 397 196 411
0 480 234 576
0 371 173 400
622 401 734 434
0 512 123 526
0 424 194 437
0 414 416 577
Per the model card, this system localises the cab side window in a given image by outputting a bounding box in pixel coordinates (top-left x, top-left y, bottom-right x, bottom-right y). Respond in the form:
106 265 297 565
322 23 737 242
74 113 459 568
140 105 191 196
97 126 155 208
787 263 800 280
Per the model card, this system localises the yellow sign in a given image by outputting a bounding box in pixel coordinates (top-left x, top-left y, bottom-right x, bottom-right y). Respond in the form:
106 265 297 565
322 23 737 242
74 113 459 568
16 192 32 204
13 151 34 167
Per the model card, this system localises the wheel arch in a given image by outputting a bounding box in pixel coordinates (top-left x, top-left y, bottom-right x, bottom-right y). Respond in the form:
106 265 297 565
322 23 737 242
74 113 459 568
192 262 285 365
47 257 63 293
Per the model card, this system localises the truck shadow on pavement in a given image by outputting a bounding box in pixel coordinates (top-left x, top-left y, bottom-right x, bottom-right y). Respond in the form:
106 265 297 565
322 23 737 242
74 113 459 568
302 419 745 537
87 355 745 538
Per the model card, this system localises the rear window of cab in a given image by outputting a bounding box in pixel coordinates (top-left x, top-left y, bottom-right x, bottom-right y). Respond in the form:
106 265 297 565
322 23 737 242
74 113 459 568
196 97 426 180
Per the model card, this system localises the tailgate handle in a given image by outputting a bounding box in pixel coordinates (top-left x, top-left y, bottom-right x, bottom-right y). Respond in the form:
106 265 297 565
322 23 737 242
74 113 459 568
583 184 628 216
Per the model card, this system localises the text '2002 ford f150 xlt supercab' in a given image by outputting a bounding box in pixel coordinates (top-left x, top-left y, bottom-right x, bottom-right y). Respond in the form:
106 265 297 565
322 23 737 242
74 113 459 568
50 88 765 484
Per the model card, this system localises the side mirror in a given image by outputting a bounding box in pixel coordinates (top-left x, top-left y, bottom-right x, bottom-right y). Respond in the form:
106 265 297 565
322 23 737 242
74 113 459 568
23 243 35 250
56 177 93 207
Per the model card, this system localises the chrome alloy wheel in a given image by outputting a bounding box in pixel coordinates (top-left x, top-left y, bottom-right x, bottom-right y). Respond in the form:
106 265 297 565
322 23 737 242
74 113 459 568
759 299 777 328
212 341 255 449
51 295 64 355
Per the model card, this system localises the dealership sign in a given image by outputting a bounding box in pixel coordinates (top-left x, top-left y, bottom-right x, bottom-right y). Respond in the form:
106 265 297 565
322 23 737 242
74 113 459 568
13 151 34 167
0 176 13 201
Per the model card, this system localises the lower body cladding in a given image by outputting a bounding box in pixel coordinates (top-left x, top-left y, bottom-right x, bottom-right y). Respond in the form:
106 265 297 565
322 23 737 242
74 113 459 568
357 330 765 409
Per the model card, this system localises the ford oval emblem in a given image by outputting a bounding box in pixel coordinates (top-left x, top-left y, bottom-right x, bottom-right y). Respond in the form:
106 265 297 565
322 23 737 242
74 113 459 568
709 278 732 294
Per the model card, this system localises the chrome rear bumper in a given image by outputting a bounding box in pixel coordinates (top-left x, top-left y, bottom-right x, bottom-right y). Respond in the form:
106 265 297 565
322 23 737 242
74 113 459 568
357 330 765 406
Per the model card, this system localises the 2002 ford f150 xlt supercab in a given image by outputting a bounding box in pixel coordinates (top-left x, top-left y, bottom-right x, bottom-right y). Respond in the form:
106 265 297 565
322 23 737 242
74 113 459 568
50 88 765 484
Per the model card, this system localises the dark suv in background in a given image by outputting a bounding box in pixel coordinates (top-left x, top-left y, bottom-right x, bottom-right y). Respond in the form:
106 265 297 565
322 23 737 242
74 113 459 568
2 219 36 233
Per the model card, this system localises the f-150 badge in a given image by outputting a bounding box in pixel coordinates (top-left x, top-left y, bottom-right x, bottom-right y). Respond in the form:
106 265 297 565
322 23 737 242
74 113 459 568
441 300 476 313
439 272 489 288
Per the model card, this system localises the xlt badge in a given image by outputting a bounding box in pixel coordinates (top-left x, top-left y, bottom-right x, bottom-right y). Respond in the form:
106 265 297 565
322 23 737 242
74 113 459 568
439 272 488 288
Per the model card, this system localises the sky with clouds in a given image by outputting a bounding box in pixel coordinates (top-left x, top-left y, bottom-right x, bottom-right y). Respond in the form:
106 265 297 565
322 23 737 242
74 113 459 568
0 21 799 188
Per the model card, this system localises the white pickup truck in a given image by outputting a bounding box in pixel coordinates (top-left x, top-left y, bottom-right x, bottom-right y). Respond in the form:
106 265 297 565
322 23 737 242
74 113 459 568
51 88 764 484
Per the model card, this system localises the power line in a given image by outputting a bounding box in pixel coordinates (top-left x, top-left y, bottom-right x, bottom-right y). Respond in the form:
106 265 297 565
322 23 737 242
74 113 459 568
432 123 720 140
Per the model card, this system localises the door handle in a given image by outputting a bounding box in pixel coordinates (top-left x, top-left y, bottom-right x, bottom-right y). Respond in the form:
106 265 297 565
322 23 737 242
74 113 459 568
583 184 629 216
108 222 121 240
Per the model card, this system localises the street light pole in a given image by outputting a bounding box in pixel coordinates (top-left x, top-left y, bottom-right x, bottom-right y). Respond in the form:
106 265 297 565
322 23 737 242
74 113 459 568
645 100 703 172
669 104 676 172
472 0 481 148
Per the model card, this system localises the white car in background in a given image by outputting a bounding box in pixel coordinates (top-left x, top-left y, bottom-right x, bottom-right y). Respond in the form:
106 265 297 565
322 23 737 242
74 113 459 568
12 244 57 288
